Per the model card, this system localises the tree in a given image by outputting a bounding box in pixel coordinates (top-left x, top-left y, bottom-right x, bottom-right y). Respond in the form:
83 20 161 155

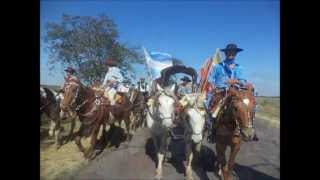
44 14 143 85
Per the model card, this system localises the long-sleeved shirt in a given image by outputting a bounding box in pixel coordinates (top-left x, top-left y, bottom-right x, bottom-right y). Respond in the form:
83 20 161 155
136 81 149 93
102 67 124 87
209 59 246 89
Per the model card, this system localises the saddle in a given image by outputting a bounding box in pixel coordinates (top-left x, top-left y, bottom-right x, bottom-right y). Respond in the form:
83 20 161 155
209 89 227 118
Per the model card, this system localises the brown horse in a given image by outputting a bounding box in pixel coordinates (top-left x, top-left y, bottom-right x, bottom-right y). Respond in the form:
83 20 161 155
60 81 111 158
60 81 135 158
107 91 136 141
129 88 148 130
213 85 255 180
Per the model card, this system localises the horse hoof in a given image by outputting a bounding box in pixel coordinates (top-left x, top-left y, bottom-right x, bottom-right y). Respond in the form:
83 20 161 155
154 174 162 180
186 171 193 180
84 152 92 159
155 169 163 180
55 144 62 150
186 175 194 180
88 151 98 160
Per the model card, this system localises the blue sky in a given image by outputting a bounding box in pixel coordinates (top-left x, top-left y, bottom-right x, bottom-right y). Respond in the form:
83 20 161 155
40 0 279 96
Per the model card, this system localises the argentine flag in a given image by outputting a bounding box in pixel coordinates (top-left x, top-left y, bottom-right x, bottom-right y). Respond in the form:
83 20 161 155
143 47 173 80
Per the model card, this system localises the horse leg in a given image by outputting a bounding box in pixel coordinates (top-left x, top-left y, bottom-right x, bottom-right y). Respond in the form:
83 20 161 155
185 140 194 180
155 133 167 180
216 141 227 180
194 141 202 164
228 137 241 179
124 114 133 141
75 127 86 154
48 120 56 137
135 113 141 130
163 133 172 163
54 119 63 149
66 114 76 142
85 124 100 159
106 123 114 148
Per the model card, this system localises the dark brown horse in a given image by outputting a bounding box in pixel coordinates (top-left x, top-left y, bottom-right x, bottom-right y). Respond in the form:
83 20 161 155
107 91 136 141
213 85 255 180
129 88 148 130
40 86 62 148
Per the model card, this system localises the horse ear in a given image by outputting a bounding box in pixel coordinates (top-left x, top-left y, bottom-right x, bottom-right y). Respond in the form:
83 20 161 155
157 83 163 91
170 84 176 93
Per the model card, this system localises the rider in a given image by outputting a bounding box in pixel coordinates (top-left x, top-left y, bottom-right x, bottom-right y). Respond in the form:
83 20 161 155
137 77 149 96
101 58 124 105
176 76 193 98
207 43 258 142
59 67 80 94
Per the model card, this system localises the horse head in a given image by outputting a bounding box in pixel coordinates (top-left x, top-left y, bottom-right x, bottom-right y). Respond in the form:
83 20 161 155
153 83 177 128
60 81 84 112
177 92 206 143
226 85 255 141
40 87 47 107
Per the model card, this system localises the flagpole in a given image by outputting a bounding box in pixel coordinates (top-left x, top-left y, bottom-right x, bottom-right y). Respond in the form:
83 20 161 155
142 47 153 86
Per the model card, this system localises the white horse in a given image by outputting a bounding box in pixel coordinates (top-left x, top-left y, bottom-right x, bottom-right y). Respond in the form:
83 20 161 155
179 93 207 180
146 83 177 179
146 83 207 180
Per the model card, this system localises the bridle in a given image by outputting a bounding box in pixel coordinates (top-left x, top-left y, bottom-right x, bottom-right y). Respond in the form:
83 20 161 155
221 87 253 136
148 89 177 123
61 82 88 112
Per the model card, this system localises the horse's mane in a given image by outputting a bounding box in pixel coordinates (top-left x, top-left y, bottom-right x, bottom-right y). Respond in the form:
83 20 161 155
43 87 58 105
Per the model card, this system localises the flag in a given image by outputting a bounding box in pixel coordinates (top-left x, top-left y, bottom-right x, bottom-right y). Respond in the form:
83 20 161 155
199 48 222 95
142 47 173 81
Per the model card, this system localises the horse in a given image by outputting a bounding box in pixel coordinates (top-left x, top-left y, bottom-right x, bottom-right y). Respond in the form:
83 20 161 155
102 85 136 141
146 83 177 179
40 86 63 148
60 81 136 158
178 92 207 180
60 81 111 158
146 83 207 180
212 85 255 180
107 91 136 141
129 88 148 130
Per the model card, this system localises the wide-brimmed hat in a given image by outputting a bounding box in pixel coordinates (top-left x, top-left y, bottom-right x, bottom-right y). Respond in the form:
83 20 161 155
64 67 76 74
105 58 118 66
221 43 243 52
180 76 191 82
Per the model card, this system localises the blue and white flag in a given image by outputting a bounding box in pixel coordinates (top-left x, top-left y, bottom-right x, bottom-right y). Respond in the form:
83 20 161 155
143 47 173 80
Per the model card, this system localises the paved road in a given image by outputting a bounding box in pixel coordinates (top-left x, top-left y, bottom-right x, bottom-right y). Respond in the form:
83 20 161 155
72 118 280 180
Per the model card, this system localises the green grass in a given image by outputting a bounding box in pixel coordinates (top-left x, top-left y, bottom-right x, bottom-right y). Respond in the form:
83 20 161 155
255 97 280 127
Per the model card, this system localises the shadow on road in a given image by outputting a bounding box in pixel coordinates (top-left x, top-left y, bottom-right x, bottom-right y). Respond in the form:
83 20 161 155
145 137 220 180
94 125 127 157
234 163 279 180
145 137 157 166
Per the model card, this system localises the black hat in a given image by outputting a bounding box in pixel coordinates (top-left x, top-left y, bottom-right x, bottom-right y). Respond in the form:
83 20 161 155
180 76 191 82
64 67 76 74
221 43 243 52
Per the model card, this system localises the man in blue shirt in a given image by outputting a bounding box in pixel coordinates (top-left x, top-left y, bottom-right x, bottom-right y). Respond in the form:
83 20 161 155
206 43 258 143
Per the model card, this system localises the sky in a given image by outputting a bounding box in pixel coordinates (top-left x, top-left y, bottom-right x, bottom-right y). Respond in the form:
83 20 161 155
40 0 280 96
